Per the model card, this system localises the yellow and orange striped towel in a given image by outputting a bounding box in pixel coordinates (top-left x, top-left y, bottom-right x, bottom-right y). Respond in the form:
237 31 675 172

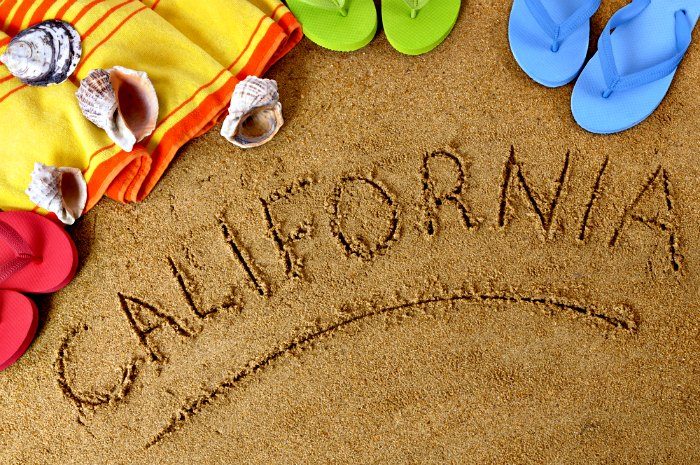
0 0 301 215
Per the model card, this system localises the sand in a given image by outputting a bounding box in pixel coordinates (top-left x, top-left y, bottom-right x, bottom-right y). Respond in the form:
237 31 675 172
2 1 700 463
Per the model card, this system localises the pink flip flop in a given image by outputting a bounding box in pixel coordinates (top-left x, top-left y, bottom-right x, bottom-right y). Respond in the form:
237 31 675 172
0 290 39 372
0 211 78 294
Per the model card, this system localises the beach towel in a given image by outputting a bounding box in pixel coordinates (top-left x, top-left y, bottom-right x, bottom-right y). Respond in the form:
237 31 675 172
0 0 301 215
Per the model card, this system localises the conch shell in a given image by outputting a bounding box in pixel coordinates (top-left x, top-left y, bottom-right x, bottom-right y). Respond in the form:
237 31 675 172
0 20 81 86
221 76 283 149
76 66 159 152
25 163 87 225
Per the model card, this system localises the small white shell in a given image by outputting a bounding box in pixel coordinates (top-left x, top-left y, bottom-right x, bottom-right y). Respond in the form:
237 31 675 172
76 66 159 152
25 163 87 225
0 20 81 86
221 76 283 149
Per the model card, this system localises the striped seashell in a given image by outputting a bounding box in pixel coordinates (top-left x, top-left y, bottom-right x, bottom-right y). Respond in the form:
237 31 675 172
76 66 159 152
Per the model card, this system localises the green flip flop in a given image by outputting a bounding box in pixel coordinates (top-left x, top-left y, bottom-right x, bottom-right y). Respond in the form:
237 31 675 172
382 0 461 55
286 0 378 52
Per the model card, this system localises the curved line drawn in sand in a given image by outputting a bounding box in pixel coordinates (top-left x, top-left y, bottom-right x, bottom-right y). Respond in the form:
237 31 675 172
327 176 400 261
421 150 478 236
146 290 638 448
56 325 140 419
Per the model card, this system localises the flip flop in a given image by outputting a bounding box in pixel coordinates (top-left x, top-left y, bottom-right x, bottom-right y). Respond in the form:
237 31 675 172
0 211 78 294
572 0 699 134
285 0 378 52
0 290 38 372
382 0 461 55
509 0 601 87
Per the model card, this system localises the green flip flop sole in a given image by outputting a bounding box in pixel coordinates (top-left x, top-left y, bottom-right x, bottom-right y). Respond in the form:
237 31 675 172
382 0 461 55
286 0 378 52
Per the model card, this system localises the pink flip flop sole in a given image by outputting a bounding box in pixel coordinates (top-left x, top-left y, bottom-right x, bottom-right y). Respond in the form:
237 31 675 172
0 212 78 294
0 290 38 372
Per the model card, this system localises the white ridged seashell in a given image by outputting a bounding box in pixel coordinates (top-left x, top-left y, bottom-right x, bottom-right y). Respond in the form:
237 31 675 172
221 76 283 149
0 20 81 86
25 163 87 225
76 66 159 152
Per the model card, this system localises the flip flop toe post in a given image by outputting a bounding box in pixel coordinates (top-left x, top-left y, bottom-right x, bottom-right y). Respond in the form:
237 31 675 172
286 0 377 52
572 0 699 134
382 0 461 55
509 0 601 87
0 212 78 294
0 290 38 372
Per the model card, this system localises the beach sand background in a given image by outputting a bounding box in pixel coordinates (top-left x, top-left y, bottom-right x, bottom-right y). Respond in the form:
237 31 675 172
1 1 699 463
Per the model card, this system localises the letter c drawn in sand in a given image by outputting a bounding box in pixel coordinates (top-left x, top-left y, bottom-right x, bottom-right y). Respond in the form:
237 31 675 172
55 325 140 418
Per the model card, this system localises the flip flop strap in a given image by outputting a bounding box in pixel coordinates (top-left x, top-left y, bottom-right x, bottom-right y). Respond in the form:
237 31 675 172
524 0 601 52
296 0 348 16
402 0 429 18
0 220 34 285
598 0 693 98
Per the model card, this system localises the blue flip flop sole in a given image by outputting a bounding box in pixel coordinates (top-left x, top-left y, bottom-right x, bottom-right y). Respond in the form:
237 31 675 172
572 0 699 134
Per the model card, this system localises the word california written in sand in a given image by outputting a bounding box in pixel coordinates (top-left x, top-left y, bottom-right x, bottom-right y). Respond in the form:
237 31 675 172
56 144 682 441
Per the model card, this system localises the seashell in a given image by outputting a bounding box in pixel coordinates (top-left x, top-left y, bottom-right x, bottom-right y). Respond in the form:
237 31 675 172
221 76 283 149
25 163 87 225
0 20 81 86
76 66 159 152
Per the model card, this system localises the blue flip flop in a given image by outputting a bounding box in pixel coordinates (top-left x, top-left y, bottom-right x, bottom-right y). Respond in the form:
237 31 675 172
509 0 601 87
572 0 699 134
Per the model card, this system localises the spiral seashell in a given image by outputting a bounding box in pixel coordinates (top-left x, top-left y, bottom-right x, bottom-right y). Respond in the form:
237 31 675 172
76 66 159 152
25 163 87 225
221 76 284 149
0 20 82 86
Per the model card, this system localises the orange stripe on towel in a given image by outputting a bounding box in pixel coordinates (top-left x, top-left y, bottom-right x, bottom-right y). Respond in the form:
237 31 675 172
0 0 18 28
261 6 303 72
29 0 55 25
226 15 267 72
269 4 285 20
0 37 9 46
237 22 286 79
0 83 26 104
82 143 117 174
70 0 108 25
76 5 147 74
81 0 132 40
148 69 230 140
6 0 32 35
55 0 79 20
